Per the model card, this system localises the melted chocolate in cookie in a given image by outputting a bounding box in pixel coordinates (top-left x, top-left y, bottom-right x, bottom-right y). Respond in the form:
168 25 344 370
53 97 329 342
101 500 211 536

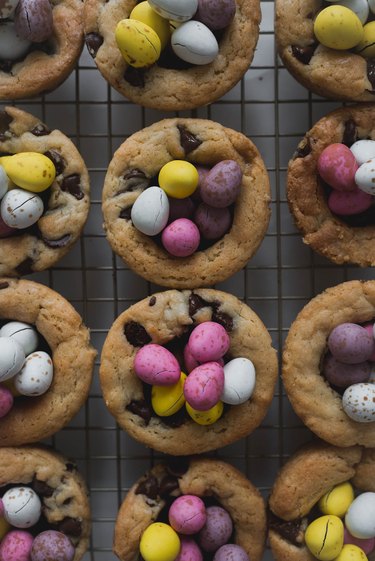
294 137 312 159
31 123 50 137
124 66 146 87
291 43 317 65
61 174 84 200
149 296 156 306
0 111 13 140
342 119 357 147
44 150 66 175
57 517 82 537
85 32 103 58
42 234 72 248
15 257 34 276
119 207 132 220
119 169 150 193
0 281 9 290
189 294 234 332
135 475 159 500
126 399 152 424
32 477 54 498
178 125 202 155
124 321 152 346
268 511 304 546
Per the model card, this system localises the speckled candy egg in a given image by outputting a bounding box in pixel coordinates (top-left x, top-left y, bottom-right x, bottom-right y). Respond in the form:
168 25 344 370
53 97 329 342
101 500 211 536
0 530 33 561
0 385 13 418
194 203 231 240
334 544 368 561
344 529 375 555
186 400 223 424
148 0 198 22
0 0 19 19
184 362 224 411
355 158 375 195
0 22 31 61
188 321 230 363
345 492 375 539
140 522 181 561
328 323 373 364
314 6 364 50
171 21 219 65
323 354 371 388
115 19 161 68
175 538 203 561
350 139 375 165
0 152 56 192
0 321 38 356
305 515 344 560
130 1 170 49
328 188 372 216
131 187 169 236
318 144 358 192
134 343 180 385
31 530 75 561
14 351 53 396
221 357 256 405
3 487 41 528
196 0 236 29
151 372 186 416
1 188 43 229
200 160 242 208
213 544 250 561
15 0 53 43
199 506 233 553
162 218 200 257
342 383 375 422
0 337 25 382
169 495 207 534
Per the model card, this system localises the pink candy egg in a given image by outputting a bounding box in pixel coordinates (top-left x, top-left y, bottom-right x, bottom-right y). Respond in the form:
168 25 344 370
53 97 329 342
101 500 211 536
188 321 230 363
31 530 74 561
328 188 372 216
318 143 358 192
184 362 224 411
169 495 207 534
175 537 203 561
0 385 13 418
183 343 224 373
134 344 181 385
0 530 33 561
344 528 375 555
328 323 374 364
363 323 375 361
162 218 200 257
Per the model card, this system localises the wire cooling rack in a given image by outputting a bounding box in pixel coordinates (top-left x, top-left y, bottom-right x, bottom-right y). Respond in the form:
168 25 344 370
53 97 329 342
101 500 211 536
2 2 375 558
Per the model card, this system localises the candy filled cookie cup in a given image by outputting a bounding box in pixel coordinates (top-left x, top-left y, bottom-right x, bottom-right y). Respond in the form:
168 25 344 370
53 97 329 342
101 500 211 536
268 442 375 561
100 288 278 455
0 278 96 446
102 118 271 289
114 458 266 561
83 0 259 111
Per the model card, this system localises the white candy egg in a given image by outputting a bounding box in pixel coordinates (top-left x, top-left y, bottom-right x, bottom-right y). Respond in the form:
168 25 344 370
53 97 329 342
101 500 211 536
14 351 53 396
148 0 198 22
335 0 369 23
0 337 25 382
342 382 375 422
1 188 43 229
172 21 219 65
221 357 256 405
355 158 375 195
131 186 169 236
0 166 9 201
0 321 38 356
0 22 31 62
345 492 375 539
350 139 375 165
369 0 375 14
2 487 41 528
0 0 19 18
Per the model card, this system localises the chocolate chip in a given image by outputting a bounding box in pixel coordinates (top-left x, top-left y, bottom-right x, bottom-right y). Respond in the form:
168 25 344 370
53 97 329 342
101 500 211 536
294 137 312 159
31 123 50 136
166 456 190 477
367 59 375 90
32 478 54 498
0 111 13 140
189 293 210 316
65 462 76 472
149 296 156 306
85 32 104 58
15 257 34 276
178 125 202 155
161 407 186 427
126 399 152 424
0 281 9 290
44 150 65 175
41 234 72 248
120 169 150 193
0 60 13 73
61 174 84 200
124 66 145 87
57 517 82 537
291 43 317 65
159 475 179 497
119 207 132 220
268 512 304 546
124 321 152 346
135 475 159 499
211 310 234 332
342 119 357 147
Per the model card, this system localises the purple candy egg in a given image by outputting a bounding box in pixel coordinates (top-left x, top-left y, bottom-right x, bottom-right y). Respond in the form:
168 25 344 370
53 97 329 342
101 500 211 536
15 0 53 43
189 321 230 363
199 506 233 552
184 362 224 411
323 354 371 388
196 0 236 30
162 218 200 257
200 160 242 209
175 538 203 561
168 197 195 223
194 203 232 240
363 323 375 361
0 385 13 418
184 343 200 373
169 495 207 534
31 530 74 561
0 530 33 561
213 544 250 561
328 323 374 364
344 528 375 555
134 344 181 386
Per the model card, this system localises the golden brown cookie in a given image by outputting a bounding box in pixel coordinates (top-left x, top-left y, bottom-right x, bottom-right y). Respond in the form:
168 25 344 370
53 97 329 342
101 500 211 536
287 104 375 267
83 0 259 111
100 288 278 455
114 457 266 561
102 118 271 289
283 280 375 449
0 278 96 446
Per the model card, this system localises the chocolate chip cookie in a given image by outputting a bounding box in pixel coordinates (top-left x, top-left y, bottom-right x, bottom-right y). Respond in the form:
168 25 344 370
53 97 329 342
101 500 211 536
0 445 90 560
100 288 278 455
0 106 90 276
0 278 96 445
268 441 374 561
114 457 266 561
102 118 271 289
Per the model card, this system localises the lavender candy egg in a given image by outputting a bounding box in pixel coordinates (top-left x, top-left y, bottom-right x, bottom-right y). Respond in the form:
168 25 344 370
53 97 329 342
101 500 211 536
0 385 13 418
169 495 207 534
0 530 34 561
184 362 224 411
3 487 41 528
201 160 242 209
342 383 375 422
0 0 19 19
0 22 31 61
134 344 181 385
1 188 43 229
363 323 375 361
199 506 233 553
175 537 203 561
162 218 200 257
221 357 256 405
213 544 250 561
194 203 231 240
322 354 371 388
328 323 374 364
328 188 372 216
31 530 75 561
0 321 38 356
189 321 230 363
15 0 53 43
196 0 236 30
14 351 53 396
0 337 25 382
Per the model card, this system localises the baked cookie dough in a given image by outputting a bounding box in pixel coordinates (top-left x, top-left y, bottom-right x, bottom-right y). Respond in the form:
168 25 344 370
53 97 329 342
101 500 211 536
283 280 375 448
114 457 266 561
0 445 90 561
287 104 375 267
102 118 271 289
268 441 374 561
100 288 278 455
0 106 90 276
83 0 259 111
275 0 375 101
0 278 96 446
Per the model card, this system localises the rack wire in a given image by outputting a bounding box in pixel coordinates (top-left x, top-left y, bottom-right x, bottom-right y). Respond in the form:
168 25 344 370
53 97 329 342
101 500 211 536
1 2 374 558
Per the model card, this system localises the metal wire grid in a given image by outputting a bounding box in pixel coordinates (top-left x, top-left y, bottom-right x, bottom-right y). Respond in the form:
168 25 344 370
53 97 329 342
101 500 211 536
1 2 375 558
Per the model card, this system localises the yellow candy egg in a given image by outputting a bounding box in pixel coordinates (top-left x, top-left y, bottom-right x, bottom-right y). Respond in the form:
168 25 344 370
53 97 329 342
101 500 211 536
130 2 170 49
305 515 344 561
140 522 180 561
0 516 10 539
115 19 161 68
151 372 186 416
319 482 355 518
186 400 223 425
334 544 368 561
314 6 364 50
0 152 56 192
356 21 375 58
158 160 199 199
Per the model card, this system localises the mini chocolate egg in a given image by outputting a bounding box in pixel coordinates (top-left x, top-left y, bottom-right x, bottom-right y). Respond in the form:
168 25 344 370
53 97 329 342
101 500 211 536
0 530 33 561
319 482 355 518
199 506 233 553
0 166 9 201
344 528 375 555
313 6 364 50
355 158 375 195
336 0 369 24
335 544 368 561
159 161 199 199
31 530 74 561
186 400 223 425
3 487 41 528
196 0 236 30
221 357 256 405
0 22 31 61
350 139 375 165
131 187 169 235
201 160 243 208
342 383 375 422
140 522 181 561
15 0 53 43
305 515 344 560
345 493 375 539
1 188 44 229
356 21 375 57
188 321 230 363
169 495 207 534
176 538 203 561
328 323 373 364
14 351 53 396
171 21 219 65
115 19 161 67
328 188 372 216
322 354 371 388
214 545 249 561
130 1 170 49
162 218 200 257
0 152 56 192
194 203 231 240
0 337 25 382
0 385 13 419
184 362 224 411
318 144 358 192
151 372 186 416
0 0 19 19
0 321 38 356
134 343 181 385
148 0 198 22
